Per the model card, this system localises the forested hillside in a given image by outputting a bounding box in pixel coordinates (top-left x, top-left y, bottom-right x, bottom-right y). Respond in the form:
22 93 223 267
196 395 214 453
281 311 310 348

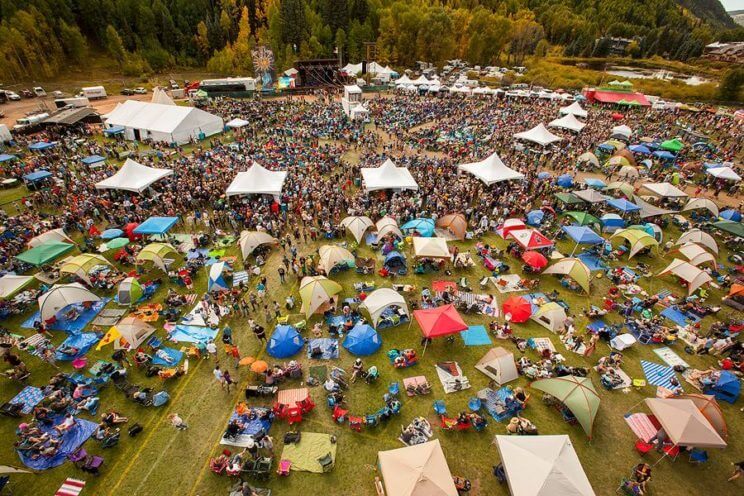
0 0 741 81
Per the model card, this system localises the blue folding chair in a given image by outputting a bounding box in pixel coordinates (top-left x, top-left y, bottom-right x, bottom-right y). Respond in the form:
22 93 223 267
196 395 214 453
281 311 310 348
433 400 446 415
689 449 708 464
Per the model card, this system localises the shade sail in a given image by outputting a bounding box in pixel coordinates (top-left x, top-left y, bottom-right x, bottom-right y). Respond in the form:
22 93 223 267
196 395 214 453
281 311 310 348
531 376 600 437
632 195 676 219
543 258 591 294
644 398 726 448
38 283 101 321
95 159 173 193
340 216 374 243
413 304 467 339
559 101 588 118
238 231 278 259
514 123 562 146
495 435 596 496
412 237 450 259
548 114 585 132
133 216 179 235
16 241 74 266
378 440 458 496
299 276 342 317
657 258 712 295
27 229 74 249
642 182 688 198
457 152 524 185
361 159 418 192
574 189 609 203
226 161 287 197
360 288 409 328
0 274 34 299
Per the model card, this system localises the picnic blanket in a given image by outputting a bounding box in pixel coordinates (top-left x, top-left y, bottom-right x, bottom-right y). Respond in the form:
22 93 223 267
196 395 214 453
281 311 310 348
219 408 273 447
402 376 430 396
624 412 661 443
435 362 470 393
561 335 586 355
9 386 45 414
169 325 218 344
595 366 632 390
307 338 339 360
460 326 492 346
528 337 556 353
640 360 682 391
432 280 457 294
524 292 550 313
660 306 701 327
55 333 101 361
19 333 55 361
653 346 689 368
91 308 127 326
152 347 184 366
308 366 327 382
206 255 237 266
681 369 704 391
55 478 86 496
280 432 337 473
18 415 98 470
129 303 162 322
477 387 518 421
491 274 524 293
577 252 606 271
21 298 111 334
232 271 249 287
456 292 498 316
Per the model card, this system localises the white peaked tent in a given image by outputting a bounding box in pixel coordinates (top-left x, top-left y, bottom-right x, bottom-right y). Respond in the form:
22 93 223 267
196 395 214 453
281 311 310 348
495 435 596 496
0 274 33 299
411 75 430 86
514 123 562 146
676 243 717 267
151 87 175 106
340 216 374 243
360 288 409 328
238 230 278 259
376 216 403 239
475 347 518 385
361 159 418 192
38 283 101 321
658 258 712 295
342 63 363 74
412 237 450 259
548 114 586 132
226 118 249 129
457 152 525 185
377 440 458 496
104 100 223 144
113 317 155 350
611 125 633 139
226 161 287 197
682 198 719 217
95 158 173 193
28 228 74 248
559 101 588 118
531 302 567 332
318 245 354 273
675 229 718 254
574 189 609 203
706 166 741 182
395 75 413 86
632 195 676 219
642 182 688 198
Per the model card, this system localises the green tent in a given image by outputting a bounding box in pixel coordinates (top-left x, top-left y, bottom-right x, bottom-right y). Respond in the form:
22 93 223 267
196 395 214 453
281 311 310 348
531 376 600 438
713 220 744 238
15 241 74 266
104 238 130 251
563 211 601 228
554 192 585 205
660 138 684 152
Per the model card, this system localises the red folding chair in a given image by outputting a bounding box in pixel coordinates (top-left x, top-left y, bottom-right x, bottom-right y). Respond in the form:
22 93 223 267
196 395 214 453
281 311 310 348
349 415 364 432
634 439 653 456
287 406 303 425
332 405 348 423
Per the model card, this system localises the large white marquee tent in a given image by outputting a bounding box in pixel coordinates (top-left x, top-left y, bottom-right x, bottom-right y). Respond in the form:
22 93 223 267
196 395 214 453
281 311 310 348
548 114 586 133
559 101 588 118
95 159 173 193
457 152 525 185
514 123 563 146
361 159 419 192
226 161 287 197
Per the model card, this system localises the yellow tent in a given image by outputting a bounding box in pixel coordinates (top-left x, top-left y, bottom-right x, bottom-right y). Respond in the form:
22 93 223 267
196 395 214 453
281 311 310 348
60 254 112 285
543 257 591 293
299 276 342 317
610 229 659 259
136 243 179 272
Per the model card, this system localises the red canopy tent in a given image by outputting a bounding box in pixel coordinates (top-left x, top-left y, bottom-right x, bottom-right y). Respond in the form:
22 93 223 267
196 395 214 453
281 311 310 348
498 218 526 239
413 304 468 347
508 229 554 250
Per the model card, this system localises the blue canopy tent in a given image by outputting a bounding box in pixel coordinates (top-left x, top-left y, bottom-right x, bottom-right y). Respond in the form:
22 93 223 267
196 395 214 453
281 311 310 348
652 150 675 161
562 225 603 255
720 209 742 222
704 371 740 404
628 144 651 155
28 141 55 151
607 198 641 214
600 213 625 233
103 126 126 136
401 218 435 237
100 228 124 240
133 216 179 235
82 155 106 166
23 170 52 183
584 178 606 189
207 262 229 293
343 324 382 356
556 174 573 188
384 251 406 270
526 210 544 226
0 153 17 163
267 325 304 358
597 143 615 153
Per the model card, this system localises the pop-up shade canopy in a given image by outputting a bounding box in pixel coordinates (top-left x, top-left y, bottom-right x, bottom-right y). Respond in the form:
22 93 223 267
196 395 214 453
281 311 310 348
413 304 467 339
38 283 101 322
361 159 419 192
133 216 179 235
238 230 278 259
226 161 287 197
513 123 562 146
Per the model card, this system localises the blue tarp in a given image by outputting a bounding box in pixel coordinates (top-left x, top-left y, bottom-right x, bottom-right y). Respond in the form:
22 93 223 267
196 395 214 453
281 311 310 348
562 225 603 245
307 338 339 360
101 228 124 239
584 178 606 189
526 210 544 226
556 174 573 187
9 386 45 414
629 144 651 155
220 408 273 446
0 153 17 162
23 170 52 182
577 252 607 271
104 126 125 135
82 155 105 165
601 214 625 231
460 325 492 346
55 332 101 361
152 347 184 366
343 324 382 355
267 325 304 358
28 141 55 151
720 209 742 222
170 325 218 344
21 298 111 334
18 415 97 470
401 218 435 237
653 151 675 160
133 216 179 235
607 198 641 213
660 306 701 326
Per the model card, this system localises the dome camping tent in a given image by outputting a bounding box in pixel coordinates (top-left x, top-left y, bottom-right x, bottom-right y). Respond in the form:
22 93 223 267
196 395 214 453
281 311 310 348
359 288 409 329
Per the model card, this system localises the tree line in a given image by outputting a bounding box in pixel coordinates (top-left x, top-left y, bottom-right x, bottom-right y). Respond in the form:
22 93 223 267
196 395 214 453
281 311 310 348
0 0 742 82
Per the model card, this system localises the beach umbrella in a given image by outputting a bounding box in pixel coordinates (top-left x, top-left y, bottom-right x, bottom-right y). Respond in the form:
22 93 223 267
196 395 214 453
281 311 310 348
521 251 548 270
629 144 651 155
720 209 742 222
106 238 130 250
526 210 544 226
239 356 256 367
250 360 268 373
531 376 600 438
584 178 606 189
299 276 342 317
267 325 303 358
340 216 374 244
556 174 573 187
537 171 552 180
101 228 124 240
543 257 592 293
343 324 382 356
117 277 143 306
502 296 532 323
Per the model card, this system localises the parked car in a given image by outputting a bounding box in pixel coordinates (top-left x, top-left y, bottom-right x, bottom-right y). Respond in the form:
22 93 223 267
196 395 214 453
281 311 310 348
133 87 148 94
120 88 135 95
169 79 180 89
6 91 21 101
33 87 46 97
21 89 34 98
52 90 64 98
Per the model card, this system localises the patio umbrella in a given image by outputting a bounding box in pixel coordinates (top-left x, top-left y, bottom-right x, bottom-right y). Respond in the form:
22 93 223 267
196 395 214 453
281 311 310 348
502 296 532 323
531 376 600 438
239 356 256 367
101 228 124 240
521 251 548 270
250 360 268 373
556 174 573 187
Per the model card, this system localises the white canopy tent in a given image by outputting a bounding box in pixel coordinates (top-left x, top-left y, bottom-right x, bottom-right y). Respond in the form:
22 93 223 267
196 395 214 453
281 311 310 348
95 158 173 193
27 228 74 248
658 258 713 295
411 75 430 86
318 245 354 274
395 75 413 86
457 152 525 185
151 87 176 106
225 118 249 129
340 216 374 243
611 125 633 139
514 123 562 147
226 161 287 197
38 283 101 322
559 101 588 118
0 274 34 299
676 243 717 267
548 114 586 132
377 440 458 496
342 63 363 74
642 182 688 198
495 435 596 496
104 100 223 145
359 288 409 328
412 237 450 259
706 166 741 182
675 229 718 254
682 198 719 217
361 159 418 192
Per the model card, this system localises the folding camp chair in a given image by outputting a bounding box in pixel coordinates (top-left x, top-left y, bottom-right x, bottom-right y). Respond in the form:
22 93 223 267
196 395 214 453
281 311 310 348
688 449 708 464
317 453 335 472
286 407 303 425
349 415 364 432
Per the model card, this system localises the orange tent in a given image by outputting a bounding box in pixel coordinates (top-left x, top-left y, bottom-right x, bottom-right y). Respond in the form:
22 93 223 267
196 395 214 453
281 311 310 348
728 284 744 297
413 304 468 339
